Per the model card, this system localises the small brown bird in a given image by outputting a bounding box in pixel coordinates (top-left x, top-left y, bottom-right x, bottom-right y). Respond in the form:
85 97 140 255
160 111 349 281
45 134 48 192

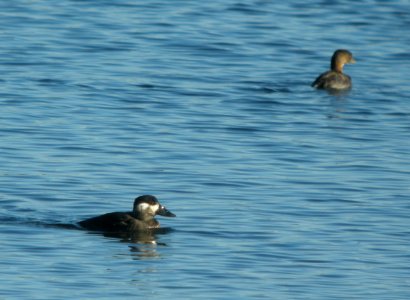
312 49 356 90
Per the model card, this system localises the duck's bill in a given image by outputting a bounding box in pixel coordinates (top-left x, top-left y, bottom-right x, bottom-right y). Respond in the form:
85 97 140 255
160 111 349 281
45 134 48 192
156 205 176 217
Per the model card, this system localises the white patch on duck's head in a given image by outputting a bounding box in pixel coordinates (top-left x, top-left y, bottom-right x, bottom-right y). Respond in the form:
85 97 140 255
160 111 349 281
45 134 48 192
137 202 160 216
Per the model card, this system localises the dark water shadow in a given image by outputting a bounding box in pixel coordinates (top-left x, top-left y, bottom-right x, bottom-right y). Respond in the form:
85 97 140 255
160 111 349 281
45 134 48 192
82 227 175 245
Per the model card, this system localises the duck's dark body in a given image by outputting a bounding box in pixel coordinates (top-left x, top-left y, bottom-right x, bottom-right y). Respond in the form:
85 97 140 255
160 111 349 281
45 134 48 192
78 195 175 233
78 211 160 232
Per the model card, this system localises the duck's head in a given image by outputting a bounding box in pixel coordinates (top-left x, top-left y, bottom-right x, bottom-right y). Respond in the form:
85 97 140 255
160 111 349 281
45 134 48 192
133 195 176 221
331 49 355 72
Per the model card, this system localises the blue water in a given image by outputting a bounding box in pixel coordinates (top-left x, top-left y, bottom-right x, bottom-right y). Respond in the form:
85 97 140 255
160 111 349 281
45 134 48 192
1 0 410 299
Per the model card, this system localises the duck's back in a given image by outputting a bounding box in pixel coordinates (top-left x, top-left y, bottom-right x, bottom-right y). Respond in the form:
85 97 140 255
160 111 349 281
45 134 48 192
312 70 351 90
79 212 136 232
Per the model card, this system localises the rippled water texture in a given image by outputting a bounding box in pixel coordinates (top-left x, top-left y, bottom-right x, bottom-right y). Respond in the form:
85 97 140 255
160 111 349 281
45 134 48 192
1 1 409 299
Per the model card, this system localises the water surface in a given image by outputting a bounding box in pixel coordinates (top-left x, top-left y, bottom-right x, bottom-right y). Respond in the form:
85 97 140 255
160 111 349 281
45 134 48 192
1 1 409 299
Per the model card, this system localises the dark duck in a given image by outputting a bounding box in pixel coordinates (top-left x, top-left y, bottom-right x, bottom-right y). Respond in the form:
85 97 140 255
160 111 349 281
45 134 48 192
78 195 175 232
311 49 356 91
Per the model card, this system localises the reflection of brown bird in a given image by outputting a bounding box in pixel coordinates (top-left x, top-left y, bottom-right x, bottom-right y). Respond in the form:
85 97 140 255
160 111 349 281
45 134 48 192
78 195 175 233
312 49 356 90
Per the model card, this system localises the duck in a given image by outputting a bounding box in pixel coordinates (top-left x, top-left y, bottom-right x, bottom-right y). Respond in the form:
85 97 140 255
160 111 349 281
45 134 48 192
78 195 175 232
311 49 355 90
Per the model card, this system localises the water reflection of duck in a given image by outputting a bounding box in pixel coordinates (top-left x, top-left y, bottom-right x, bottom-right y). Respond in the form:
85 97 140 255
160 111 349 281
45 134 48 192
78 195 175 233
312 49 356 91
